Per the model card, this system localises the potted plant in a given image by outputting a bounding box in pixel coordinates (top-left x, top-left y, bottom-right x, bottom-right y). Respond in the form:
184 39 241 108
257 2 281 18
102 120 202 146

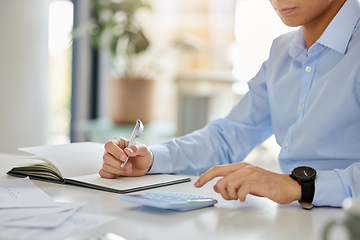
82 0 154 124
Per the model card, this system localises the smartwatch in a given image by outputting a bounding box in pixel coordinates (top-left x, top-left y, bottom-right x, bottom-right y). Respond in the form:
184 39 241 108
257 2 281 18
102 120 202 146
290 166 316 210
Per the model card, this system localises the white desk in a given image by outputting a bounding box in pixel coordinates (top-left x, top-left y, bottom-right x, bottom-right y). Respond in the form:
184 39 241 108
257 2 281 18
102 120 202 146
0 153 344 240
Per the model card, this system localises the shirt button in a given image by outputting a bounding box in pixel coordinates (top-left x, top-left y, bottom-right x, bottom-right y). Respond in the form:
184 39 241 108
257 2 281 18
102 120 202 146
305 66 312 72
283 141 289 148
298 105 303 112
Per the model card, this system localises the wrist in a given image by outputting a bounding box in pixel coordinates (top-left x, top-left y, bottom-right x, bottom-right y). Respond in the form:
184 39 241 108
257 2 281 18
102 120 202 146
146 148 154 173
288 175 302 201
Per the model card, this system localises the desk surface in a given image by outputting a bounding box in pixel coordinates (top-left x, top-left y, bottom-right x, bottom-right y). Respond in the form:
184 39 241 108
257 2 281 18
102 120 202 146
0 153 344 240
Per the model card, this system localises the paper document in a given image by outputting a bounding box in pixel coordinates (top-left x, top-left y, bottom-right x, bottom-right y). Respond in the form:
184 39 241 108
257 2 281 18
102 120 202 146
0 177 57 208
1 201 86 228
0 177 116 240
0 212 117 240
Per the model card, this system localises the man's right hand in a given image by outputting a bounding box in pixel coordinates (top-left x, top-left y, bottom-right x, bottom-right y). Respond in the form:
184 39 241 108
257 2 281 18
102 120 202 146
99 137 154 178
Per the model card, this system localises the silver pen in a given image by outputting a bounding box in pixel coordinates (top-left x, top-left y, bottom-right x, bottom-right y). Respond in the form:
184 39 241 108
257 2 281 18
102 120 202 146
120 119 144 169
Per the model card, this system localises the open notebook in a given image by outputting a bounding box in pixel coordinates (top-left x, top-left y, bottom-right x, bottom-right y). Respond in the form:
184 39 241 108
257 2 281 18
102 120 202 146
7 142 190 194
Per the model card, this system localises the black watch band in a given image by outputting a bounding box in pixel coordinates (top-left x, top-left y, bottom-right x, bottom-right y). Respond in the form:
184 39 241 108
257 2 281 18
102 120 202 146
300 180 315 203
290 166 316 210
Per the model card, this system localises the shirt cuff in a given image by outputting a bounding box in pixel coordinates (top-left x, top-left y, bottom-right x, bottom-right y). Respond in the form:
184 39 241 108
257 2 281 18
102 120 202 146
147 145 173 174
313 170 347 207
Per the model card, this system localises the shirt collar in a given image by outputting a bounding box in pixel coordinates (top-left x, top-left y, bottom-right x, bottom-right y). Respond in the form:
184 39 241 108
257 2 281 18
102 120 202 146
318 0 360 54
289 0 360 58
289 30 307 62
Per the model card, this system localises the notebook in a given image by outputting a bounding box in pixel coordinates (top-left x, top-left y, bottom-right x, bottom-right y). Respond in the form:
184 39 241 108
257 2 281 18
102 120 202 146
7 142 191 194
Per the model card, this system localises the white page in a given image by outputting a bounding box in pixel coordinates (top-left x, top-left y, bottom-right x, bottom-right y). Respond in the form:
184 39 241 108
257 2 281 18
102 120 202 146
70 173 190 191
0 212 117 240
18 142 104 178
0 201 86 227
4 205 77 228
0 178 57 208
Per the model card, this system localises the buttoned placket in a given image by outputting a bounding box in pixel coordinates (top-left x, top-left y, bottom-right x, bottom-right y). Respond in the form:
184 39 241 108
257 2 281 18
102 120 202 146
281 43 324 168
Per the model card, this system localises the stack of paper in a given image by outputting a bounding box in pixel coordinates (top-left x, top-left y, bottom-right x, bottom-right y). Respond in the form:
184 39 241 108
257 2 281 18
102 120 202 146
0 178 117 240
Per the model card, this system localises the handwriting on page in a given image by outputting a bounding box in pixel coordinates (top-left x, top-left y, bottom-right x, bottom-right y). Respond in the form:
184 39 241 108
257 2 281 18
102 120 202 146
0 178 57 208
0 185 19 201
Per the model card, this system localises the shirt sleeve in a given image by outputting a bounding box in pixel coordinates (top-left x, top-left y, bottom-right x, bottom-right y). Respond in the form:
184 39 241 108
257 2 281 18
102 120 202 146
313 52 360 207
148 63 274 176
314 163 360 207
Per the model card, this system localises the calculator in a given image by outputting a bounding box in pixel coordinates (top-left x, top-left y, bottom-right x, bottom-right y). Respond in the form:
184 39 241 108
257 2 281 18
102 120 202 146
119 192 218 211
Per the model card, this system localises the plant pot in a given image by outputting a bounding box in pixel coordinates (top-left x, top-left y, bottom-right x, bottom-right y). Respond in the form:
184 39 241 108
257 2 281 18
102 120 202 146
109 77 155 124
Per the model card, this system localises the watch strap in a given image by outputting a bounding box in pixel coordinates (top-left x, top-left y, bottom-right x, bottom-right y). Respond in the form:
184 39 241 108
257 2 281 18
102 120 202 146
300 180 315 203
299 180 315 210
300 201 313 210
290 166 316 210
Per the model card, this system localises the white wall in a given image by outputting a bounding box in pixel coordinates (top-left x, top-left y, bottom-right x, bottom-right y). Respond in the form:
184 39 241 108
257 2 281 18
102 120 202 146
233 0 295 81
0 0 50 153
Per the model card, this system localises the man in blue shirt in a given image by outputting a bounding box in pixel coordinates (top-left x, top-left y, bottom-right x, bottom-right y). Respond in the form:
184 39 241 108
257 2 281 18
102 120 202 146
99 0 360 208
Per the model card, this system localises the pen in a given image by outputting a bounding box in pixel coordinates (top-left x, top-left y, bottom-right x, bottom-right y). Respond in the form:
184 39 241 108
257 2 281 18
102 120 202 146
120 119 144 169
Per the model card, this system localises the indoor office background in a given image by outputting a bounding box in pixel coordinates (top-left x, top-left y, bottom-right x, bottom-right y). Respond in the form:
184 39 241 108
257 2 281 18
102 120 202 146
0 0 292 172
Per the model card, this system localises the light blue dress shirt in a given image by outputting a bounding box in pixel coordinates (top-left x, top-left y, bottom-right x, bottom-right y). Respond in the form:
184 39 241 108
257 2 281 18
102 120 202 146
149 0 360 207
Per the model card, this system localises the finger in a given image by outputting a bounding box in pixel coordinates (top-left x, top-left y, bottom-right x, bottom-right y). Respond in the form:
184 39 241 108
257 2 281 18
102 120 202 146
103 151 126 169
226 179 241 200
104 138 129 159
124 143 154 173
103 150 134 174
99 168 118 179
99 165 133 178
101 162 132 177
195 163 248 188
104 141 122 160
213 184 219 193
238 182 251 202
214 178 232 200
194 166 230 188
124 146 135 157
111 137 129 149
215 177 241 200
125 143 148 158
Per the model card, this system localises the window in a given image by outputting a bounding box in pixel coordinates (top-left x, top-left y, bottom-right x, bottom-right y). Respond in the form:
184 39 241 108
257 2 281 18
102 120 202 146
48 0 74 144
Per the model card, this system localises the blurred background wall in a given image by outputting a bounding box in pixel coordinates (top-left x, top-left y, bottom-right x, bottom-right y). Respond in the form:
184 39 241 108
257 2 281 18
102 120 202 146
0 0 291 158
0 0 50 153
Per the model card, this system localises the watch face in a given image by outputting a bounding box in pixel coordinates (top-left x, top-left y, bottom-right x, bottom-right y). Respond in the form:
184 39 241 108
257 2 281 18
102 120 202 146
293 166 316 181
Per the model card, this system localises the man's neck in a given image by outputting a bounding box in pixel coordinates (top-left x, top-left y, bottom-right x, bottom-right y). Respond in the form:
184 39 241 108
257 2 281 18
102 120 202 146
302 0 346 49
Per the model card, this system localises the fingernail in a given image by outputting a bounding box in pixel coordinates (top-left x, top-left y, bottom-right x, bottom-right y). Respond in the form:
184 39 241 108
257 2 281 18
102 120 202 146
125 148 133 154
194 180 200 187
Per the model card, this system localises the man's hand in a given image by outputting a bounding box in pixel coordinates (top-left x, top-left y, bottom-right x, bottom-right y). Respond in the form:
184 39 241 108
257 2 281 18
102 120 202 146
99 137 154 178
194 162 301 204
